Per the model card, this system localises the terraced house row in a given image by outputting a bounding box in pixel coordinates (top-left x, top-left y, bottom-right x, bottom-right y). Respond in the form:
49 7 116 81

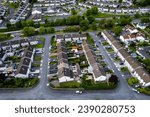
57 40 74 83
101 30 150 86
15 47 35 78
82 40 107 82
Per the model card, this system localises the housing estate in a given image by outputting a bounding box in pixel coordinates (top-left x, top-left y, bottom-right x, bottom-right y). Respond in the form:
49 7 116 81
102 30 150 86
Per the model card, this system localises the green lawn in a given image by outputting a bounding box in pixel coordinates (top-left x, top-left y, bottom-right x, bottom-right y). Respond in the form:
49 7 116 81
58 81 81 88
6 56 21 63
120 67 129 73
102 41 109 46
31 63 40 67
34 56 42 61
34 37 45 48
50 55 57 59
106 48 114 53
114 57 120 62
94 12 125 18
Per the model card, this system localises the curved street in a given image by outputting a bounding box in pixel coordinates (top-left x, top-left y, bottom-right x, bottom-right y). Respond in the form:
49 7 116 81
0 34 150 100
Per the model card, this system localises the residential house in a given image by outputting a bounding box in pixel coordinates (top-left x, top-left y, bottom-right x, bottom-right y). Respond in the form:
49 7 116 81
72 34 80 42
56 34 64 43
120 32 145 44
15 46 35 78
80 33 87 40
101 30 150 86
1 42 10 50
124 25 138 34
20 39 29 47
11 40 20 49
82 41 107 82
57 40 74 83
64 34 72 42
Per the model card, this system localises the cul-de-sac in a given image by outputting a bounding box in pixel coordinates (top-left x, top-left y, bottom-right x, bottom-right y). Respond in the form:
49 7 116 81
0 0 150 99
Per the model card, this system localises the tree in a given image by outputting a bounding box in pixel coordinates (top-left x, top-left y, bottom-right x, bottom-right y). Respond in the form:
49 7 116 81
119 16 132 26
99 19 106 28
91 22 97 30
143 58 150 73
134 12 141 18
105 19 114 28
86 9 92 16
38 26 45 34
108 75 118 85
112 26 122 36
141 17 149 23
46 27 55 33
22 27 35 36
71 8 77 15
79 20 89 31
66 15 82 25
26 20 34 27
15 21 22 29
45 19 48 24
91 6 98 14
21 21 26 27
6 22 12 29
119 0 122 3
87 15 95 24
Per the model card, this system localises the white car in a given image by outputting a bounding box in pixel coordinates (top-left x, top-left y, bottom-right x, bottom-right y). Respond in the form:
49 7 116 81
75 90 83 94
132 88 140 93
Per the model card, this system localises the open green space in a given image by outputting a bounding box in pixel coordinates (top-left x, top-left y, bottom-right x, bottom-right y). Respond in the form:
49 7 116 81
58 81 81 88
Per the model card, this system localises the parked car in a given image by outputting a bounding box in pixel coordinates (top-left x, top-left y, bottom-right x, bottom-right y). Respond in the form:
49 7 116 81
132 88 140 93
75 90 83 94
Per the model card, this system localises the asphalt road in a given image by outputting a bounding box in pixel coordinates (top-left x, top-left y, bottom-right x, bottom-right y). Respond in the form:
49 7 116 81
0 33 150 100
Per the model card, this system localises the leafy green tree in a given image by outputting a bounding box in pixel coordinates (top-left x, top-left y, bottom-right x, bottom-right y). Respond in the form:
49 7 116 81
112 26 122 36
105 19 114 28
91 6 98 14
87 15 95 24
99 19 106 28
22 27 35 36
6 22 12 29
143 59 150 73
26 20 34 27
119 0 122 3
91 22 97 30
141 17 149 23
119 16 132 26
86 9 92 16
21 21 26 27
38 26 45 34
47 27 55 33
15 21 22 29
71 8 77 15
134 12 141 18
80 20 89 31
109 75 118 85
